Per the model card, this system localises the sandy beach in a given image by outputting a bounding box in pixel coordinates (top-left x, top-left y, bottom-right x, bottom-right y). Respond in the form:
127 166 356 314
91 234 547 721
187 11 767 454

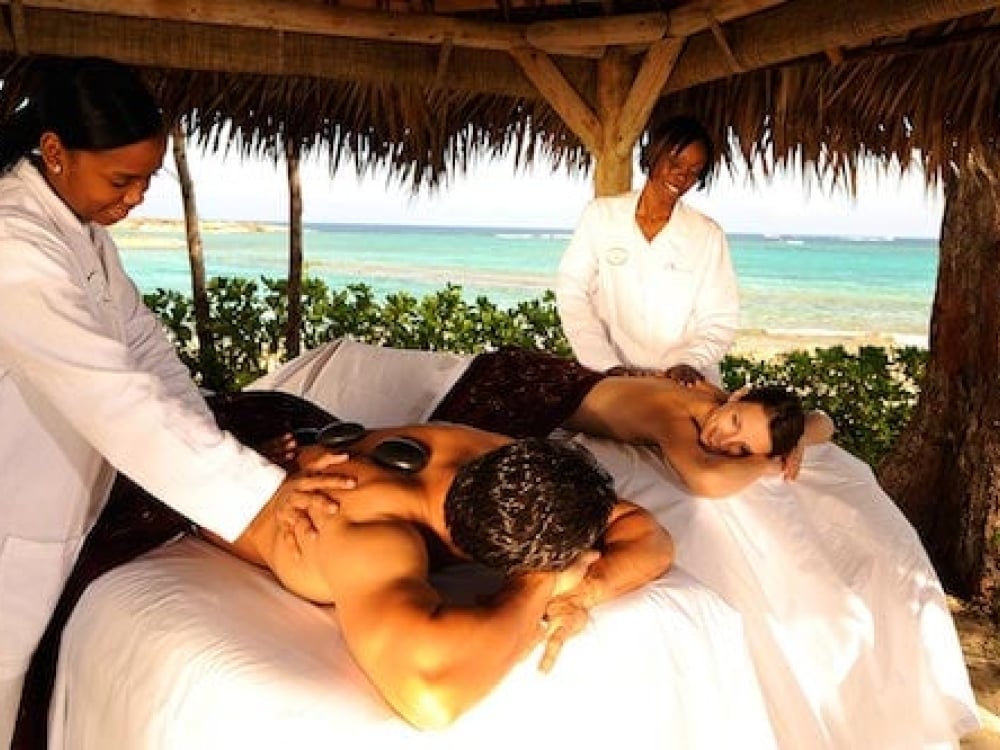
731 329 927 360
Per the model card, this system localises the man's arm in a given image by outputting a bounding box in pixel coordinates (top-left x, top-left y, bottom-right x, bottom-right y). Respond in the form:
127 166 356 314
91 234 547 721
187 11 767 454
571 500 673 608
539 500 673 670
300 520 563 730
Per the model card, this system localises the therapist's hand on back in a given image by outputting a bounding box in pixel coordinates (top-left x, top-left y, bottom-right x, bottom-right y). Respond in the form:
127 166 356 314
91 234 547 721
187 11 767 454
268 451 356 558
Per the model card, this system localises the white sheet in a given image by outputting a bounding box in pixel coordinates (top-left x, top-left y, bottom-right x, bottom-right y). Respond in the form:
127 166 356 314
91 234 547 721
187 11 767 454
241 340 982 748
50 537 777 749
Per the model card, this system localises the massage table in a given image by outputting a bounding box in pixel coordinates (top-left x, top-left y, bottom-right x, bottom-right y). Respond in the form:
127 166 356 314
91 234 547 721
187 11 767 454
45 339 979 748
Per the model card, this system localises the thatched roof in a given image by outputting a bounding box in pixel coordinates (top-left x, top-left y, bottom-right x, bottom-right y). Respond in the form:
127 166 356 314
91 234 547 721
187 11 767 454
1 0 998 190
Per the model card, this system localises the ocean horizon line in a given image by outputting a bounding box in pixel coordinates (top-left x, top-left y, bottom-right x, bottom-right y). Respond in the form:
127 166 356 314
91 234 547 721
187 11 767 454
122 216 940 243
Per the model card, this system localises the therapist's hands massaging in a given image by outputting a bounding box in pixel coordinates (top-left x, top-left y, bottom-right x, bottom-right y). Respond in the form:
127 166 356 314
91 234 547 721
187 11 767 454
0 57 352 743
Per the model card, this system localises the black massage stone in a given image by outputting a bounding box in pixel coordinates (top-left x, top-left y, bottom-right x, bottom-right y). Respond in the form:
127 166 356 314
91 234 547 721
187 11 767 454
313 421 430 474
371 437 430 474
292 427 320 446
316 421 368 448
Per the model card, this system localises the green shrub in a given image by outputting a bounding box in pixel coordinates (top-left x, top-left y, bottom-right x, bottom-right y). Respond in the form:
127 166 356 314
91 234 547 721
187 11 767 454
722 345 926 466
145 276 927 467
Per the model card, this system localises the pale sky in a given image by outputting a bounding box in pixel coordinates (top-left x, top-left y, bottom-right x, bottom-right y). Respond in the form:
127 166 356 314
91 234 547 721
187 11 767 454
134 141 945 239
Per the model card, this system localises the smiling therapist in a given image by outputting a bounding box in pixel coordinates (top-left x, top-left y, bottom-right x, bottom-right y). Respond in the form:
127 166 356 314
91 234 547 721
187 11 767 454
0 57 352 747
555 115 739 387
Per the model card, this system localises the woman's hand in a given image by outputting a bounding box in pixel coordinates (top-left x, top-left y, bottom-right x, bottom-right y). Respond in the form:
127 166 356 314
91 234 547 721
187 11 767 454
664 363 705 386
257 431 298 468
782 439 806 480
269 451 357 557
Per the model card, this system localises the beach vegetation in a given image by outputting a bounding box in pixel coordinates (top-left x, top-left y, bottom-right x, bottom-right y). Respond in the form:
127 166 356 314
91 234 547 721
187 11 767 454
723 345 926 470
145 277 926 471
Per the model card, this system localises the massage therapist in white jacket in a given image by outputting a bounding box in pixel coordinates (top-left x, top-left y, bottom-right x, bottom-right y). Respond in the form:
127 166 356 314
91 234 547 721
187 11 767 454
0 58 350 747
555 115 739 386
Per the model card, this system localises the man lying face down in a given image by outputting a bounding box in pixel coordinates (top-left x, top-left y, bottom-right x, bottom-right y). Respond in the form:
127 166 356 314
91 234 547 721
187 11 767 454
205 421 674 730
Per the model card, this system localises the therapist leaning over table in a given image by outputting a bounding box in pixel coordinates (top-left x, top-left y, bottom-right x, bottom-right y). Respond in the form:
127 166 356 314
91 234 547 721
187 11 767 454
0 57 352 748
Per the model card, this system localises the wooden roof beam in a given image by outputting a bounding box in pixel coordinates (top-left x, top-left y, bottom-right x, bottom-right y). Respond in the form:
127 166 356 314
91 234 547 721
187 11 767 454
665 0 1000 93
0 10 596 100
4 0 524 52
434 37 454 87
613 37 685 159
508 45 603 152
1 0 786 57
6 0 28 54
524 0 787 50
705 12 744 73
525 13 669 49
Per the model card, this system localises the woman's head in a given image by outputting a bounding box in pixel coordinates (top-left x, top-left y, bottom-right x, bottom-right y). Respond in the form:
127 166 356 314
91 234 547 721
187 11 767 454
1 57 166 224
444 438 616 576
639 115 715 197
699 386 805 459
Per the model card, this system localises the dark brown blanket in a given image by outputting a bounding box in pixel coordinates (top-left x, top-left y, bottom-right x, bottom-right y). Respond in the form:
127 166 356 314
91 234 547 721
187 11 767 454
430 347 604 437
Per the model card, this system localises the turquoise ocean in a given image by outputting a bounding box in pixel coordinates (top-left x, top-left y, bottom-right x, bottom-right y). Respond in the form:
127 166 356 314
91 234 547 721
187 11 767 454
112 222 938 344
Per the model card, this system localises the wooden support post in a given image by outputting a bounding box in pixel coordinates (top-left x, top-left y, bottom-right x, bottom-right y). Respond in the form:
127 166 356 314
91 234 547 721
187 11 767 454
9 0 28 54
594 46 632 197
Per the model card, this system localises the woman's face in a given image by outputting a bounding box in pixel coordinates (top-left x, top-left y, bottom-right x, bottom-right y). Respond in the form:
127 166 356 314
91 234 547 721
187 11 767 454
699 398 773 457
649 140 708 200
44 133 167 225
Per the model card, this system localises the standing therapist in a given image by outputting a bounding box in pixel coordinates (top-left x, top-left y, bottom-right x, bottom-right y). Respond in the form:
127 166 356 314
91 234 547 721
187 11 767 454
0 57 349 746
556 115 739 386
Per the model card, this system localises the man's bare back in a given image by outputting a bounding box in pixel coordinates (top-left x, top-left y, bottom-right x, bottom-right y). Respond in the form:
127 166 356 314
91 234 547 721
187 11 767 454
205 420 672 729
224 423 510 602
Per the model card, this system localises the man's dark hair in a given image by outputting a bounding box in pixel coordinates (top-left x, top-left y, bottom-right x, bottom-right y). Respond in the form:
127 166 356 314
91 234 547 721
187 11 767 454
638 114 716 188
741 386 806 458
444 438 616 576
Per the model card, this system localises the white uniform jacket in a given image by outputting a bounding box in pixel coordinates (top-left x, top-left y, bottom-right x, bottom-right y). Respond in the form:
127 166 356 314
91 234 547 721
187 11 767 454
556 191 739 383
0 160 284 687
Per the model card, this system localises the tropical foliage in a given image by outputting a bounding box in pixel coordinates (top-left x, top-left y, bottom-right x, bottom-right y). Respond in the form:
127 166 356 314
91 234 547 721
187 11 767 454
146 277 928 470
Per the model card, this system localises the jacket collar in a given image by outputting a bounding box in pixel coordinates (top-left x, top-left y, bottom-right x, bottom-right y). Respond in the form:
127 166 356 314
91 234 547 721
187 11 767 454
14 158 95 246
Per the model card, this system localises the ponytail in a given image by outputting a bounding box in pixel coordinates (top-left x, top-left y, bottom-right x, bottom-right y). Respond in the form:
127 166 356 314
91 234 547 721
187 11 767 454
0 57 163 175
0 100 43 174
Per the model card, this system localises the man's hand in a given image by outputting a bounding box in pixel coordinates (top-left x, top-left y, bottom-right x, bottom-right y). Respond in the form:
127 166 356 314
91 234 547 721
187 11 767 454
537 551 599 673
664 363 705 387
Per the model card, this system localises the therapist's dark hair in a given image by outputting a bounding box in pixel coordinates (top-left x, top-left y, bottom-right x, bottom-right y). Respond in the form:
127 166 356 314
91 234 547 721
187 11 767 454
0 57 164 173
638 115 716 188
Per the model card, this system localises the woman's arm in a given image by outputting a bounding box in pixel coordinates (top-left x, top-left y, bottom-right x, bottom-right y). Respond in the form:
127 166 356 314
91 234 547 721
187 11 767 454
804 409 836 444
566 377 781 497
555 201 622 372
679 226 740 374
